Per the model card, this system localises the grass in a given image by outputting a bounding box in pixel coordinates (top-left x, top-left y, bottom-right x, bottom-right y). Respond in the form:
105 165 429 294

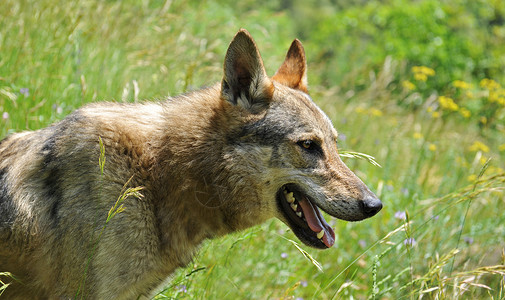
76 139 144 298
1 0 504 299
0 272 16 296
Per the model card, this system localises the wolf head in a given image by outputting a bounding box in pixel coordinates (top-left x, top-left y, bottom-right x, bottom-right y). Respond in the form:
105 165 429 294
219 29 382 249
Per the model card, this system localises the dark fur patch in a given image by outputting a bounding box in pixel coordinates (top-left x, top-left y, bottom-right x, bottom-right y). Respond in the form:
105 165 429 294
38 111 87 225
40 135 63 225
237 107 296 147
0 135 10 149
0 168 15 230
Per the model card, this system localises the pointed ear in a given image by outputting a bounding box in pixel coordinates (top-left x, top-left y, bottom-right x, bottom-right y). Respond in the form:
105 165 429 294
221 29 274 113
272 39 308 93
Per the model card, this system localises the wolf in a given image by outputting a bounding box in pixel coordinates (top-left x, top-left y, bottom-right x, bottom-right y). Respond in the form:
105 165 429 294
0 29 382 299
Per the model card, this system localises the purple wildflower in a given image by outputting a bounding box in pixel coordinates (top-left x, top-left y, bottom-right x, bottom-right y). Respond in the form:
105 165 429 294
281 252 288 259
176 285 187 293
52 104 63 114
463 236 474 245
20 88 29 97
300 280 308 287
403 238 417 247
358 239 366 248
394 211 406 220
2 112 9 120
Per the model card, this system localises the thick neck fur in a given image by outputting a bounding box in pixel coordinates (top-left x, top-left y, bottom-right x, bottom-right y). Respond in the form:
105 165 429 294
147 84 256 268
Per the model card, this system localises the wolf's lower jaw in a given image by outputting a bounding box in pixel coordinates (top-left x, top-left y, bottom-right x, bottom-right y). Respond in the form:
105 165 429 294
277 184 335 249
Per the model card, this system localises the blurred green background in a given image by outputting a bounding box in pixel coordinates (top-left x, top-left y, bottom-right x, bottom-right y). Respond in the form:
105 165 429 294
1 0 504 298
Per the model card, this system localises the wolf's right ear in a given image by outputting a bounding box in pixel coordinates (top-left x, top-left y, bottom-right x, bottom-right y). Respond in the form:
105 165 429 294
221 29 274 113
272 39 308 93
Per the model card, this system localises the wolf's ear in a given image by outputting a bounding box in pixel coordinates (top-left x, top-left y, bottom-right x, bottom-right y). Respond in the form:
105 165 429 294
221 29 274 113
272 39 308 93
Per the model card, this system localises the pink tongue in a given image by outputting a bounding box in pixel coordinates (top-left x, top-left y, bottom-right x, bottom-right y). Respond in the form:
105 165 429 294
298 197 335 248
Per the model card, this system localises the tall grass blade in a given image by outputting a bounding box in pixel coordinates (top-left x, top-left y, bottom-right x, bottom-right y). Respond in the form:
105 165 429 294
340 150 382 167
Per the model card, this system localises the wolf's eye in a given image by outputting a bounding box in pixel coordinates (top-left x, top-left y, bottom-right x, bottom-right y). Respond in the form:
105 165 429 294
298 140 319 153
301 140 313 149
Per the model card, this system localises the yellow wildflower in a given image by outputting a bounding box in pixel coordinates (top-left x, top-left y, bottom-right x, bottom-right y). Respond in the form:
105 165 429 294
414 73 428 81
412 66 422 73
479 157 488 165
423 67 435 76
467 174 477 182
487 166 504 175
465 91 474 98
428 143 437 151
479 78 488 88
438 96 459 111
452 80 471 89
459 108 471 118
469 141 490 153
370 108 383 117
480 78 501 90
489 92 499 103
431 111 441 118
480 116 487 125
498 144 505 152
355 107 367 114
414 66 435 76
413 132 423 139
412 66 435 81
402 80 416 91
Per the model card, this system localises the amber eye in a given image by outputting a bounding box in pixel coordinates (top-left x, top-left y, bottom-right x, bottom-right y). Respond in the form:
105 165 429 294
297 140 320 153
297 139 324 155
301 140 313 149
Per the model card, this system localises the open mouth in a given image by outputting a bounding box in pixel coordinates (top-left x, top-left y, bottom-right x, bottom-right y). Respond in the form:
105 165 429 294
276 184 336 249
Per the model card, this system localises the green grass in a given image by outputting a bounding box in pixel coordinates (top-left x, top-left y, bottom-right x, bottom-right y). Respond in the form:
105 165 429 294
1 0 504 299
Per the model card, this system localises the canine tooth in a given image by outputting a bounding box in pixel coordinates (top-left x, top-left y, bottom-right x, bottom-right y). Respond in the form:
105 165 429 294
317 230 324 239
283 189 288 195
296 212 302 218
286 192 295 203
290 203 297 211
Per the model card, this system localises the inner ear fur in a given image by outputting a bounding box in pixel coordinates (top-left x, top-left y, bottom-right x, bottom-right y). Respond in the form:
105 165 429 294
221 29 274 113
272 39 308 93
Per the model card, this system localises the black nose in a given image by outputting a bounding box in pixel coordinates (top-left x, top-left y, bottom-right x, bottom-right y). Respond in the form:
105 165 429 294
362 196 383 217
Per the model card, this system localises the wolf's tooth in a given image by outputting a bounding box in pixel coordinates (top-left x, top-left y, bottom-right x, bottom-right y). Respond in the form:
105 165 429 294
290 203 297 211
283 189 288 195
296 212 302 218
317 230 324 239
286 192 295 203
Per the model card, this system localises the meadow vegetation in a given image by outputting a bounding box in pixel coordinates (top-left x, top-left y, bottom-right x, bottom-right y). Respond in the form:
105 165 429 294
1 0 504 298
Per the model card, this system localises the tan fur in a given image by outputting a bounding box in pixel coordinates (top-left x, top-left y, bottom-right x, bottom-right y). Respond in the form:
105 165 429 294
0 29 381 299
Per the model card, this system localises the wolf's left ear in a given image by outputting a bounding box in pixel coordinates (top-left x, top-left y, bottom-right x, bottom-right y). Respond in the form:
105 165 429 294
272 39 308 93
221 29 274 113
